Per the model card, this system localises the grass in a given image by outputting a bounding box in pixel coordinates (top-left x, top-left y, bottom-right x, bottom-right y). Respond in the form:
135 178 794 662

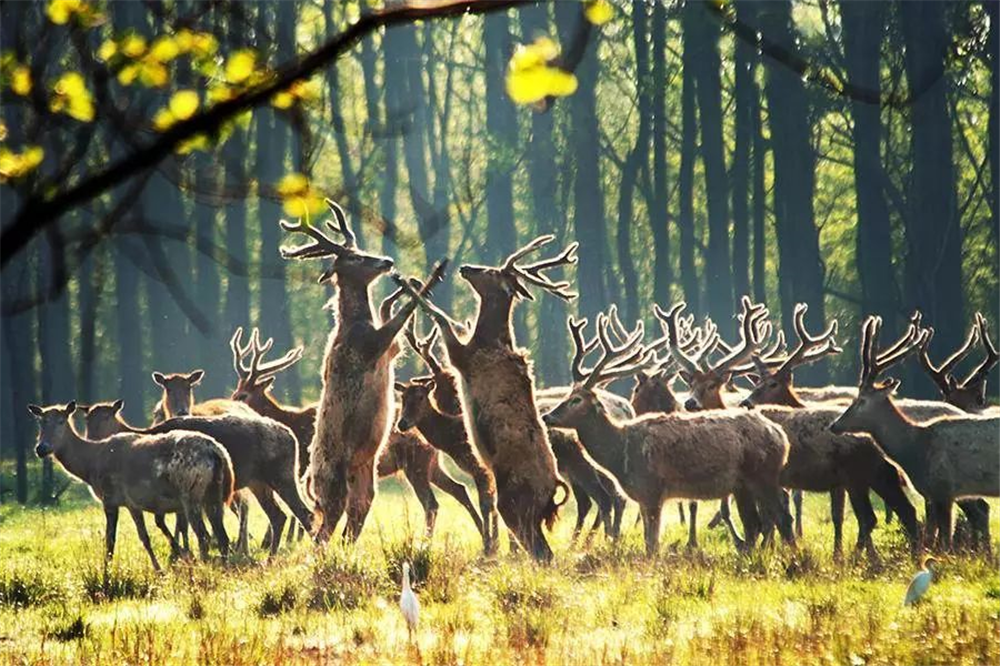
0 477 997 665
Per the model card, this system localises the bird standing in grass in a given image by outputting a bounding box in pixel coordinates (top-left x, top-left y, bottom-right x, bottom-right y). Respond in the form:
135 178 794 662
399 562 420 642
904 556 938 606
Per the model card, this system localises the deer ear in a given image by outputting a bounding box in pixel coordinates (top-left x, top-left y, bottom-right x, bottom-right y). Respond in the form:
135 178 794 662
112 399 124 413
152 372 167 386
187 369 205 386
394 382 407 392
679 370 693 385
64 401 76 416
27 404 43 417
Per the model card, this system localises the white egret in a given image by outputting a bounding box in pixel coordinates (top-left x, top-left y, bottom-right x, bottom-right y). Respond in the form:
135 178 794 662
399 561 420 642
904 556 938 606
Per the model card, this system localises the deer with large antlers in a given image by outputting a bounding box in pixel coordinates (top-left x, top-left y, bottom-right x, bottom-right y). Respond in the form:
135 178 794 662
918 313 999 414
830 316 999 550
392 235 577 561
278 199 444 543
543 313 796 555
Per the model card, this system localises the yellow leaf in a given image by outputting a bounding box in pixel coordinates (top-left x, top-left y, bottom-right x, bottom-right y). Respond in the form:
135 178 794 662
225 49 256 85
277 173 309 197
54 71 86 96
46 0 81 25
176 133 210 154
97 39 117 62
120 34 147 58
11 66 31 96
168 89 199 121
139 60 169 87
207 84 234 104
50 71 95 122
283 194 325 219
153 108 175 131
149 36 180 63
0 120 7 141
271 91 294 109
506 37 577 105
192 33 218 57
584 0 614 26
0 145 44 181
117 63 140 86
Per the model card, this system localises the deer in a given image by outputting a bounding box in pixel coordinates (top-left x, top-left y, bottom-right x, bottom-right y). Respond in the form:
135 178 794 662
918 312 999 414
543 312 796 556
150 370 255 422
80 400 313 557
830 316 1000 551
277 198 444 543
391 235 578 562
229 326 483 542
29 402 234 570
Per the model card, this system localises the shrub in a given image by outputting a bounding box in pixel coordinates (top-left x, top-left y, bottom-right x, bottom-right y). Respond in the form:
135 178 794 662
307 547 387 612
0 569 64 608
81 565 155 603
46 613 89 642
257 583 297 617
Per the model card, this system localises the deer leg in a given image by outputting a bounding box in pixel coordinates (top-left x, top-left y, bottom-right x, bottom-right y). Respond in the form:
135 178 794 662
184 503 213 561
870 464 919 552
717 496 746 551
732 490 760 552
847 487 878 560
678 501 686 525
128 509 161 572
792 489 804 538
104 505 120 565
269 471 314 543
204 496 231 561
174 513 190 552
571 482 591 541
936 500 954 551
344 460 377 543
687 501 699 551
431 464 483 537
250 485 287 557
154 513 182 558
611 495 626 541
958 499 991 553
404 463 440 538
830 487 845 561
639 501 662 557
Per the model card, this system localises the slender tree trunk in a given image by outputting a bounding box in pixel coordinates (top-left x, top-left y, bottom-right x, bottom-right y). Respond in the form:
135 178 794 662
731 1 753 303
423 23 455 310
899 1 963 392
688 0 733 330
742 0 767 304
986 1 999 255
678 17 699 314
841 1 897 333
650 0 672 307
76 245 101 403
484 13 517 267
759 0 828 383
519 3 567 385
557 4 609 319
378 15 402 261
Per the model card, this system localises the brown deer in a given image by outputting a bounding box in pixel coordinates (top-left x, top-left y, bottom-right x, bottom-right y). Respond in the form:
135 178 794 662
80 400 312 557
29 402 234 569
230 326 482 542
918 312 998 414
544 313 796 555
151 370 254 422
830 316 1000 550
277 199 444 543
392 235 578 561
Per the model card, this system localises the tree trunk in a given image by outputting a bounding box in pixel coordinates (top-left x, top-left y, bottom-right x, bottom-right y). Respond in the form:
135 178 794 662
986 1 999 257
840 0 897 333
557 4 609 320
743 0 767 304
678 17 699 314
519 3 568 386
688 0 733 331
731 1 753 303
650 0 673 308
484 13 518 268
899 0 963 392
759 0 828 383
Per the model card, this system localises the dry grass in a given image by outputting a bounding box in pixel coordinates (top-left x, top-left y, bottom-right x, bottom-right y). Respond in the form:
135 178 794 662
0 475 997 665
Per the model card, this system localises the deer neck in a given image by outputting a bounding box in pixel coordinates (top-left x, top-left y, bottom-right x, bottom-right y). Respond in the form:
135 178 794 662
53 427 100 484
570 408 626 480
472 295 515 349
336 280 375 328
415 406 466 449
432 374 463 416
858 399 920 465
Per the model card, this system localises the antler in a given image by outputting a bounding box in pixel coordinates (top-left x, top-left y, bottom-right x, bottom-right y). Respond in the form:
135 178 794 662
655 302 706 378
231 327 303 389
859 314 926 387
572 314 654 389
918 321 979 394
502 235 579 301
770 303 840 376
705 296 771 379
960 312 998 390
406 319 444 376
568 316 601 383
278 199 357 261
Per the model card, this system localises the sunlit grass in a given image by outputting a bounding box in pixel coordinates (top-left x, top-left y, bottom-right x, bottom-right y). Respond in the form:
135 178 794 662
0 478 997 665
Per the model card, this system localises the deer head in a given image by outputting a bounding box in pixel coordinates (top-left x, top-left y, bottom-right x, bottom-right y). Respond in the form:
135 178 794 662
230 327 304 410
77 400 125 439
829 314 927 434
395 379 437 432
661 296 773 410
279 198 393 287
459 235 578 306
151 370 205 417
543 312 653 429
27 402 77 457
741 303 841 407
918 313 997 413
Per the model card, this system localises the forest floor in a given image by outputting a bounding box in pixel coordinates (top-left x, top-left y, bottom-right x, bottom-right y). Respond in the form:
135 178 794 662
1 465 998 666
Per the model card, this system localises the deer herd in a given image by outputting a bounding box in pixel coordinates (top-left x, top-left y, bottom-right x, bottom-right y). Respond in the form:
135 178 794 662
28 199 1000 571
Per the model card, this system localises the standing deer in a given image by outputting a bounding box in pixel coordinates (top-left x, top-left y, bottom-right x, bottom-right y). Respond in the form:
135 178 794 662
830 316 1000 550
918 312 998 414
151 370 254 422
278 199 444 542
229 326 482 541
392 235 577 562
543 313 796 556
29 402 234 569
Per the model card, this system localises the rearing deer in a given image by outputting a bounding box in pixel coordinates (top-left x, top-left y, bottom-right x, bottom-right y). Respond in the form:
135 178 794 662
830 316 1000 550
392 235 577 562
278 199 444 542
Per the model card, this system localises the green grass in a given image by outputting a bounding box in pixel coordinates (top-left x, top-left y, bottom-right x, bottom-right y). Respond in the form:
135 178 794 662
0 478 997 665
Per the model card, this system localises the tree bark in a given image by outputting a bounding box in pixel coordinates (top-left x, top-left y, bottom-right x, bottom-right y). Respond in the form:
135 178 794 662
484 13 518 268
650 0 673 308
731 0 753 303
678 13 699 314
